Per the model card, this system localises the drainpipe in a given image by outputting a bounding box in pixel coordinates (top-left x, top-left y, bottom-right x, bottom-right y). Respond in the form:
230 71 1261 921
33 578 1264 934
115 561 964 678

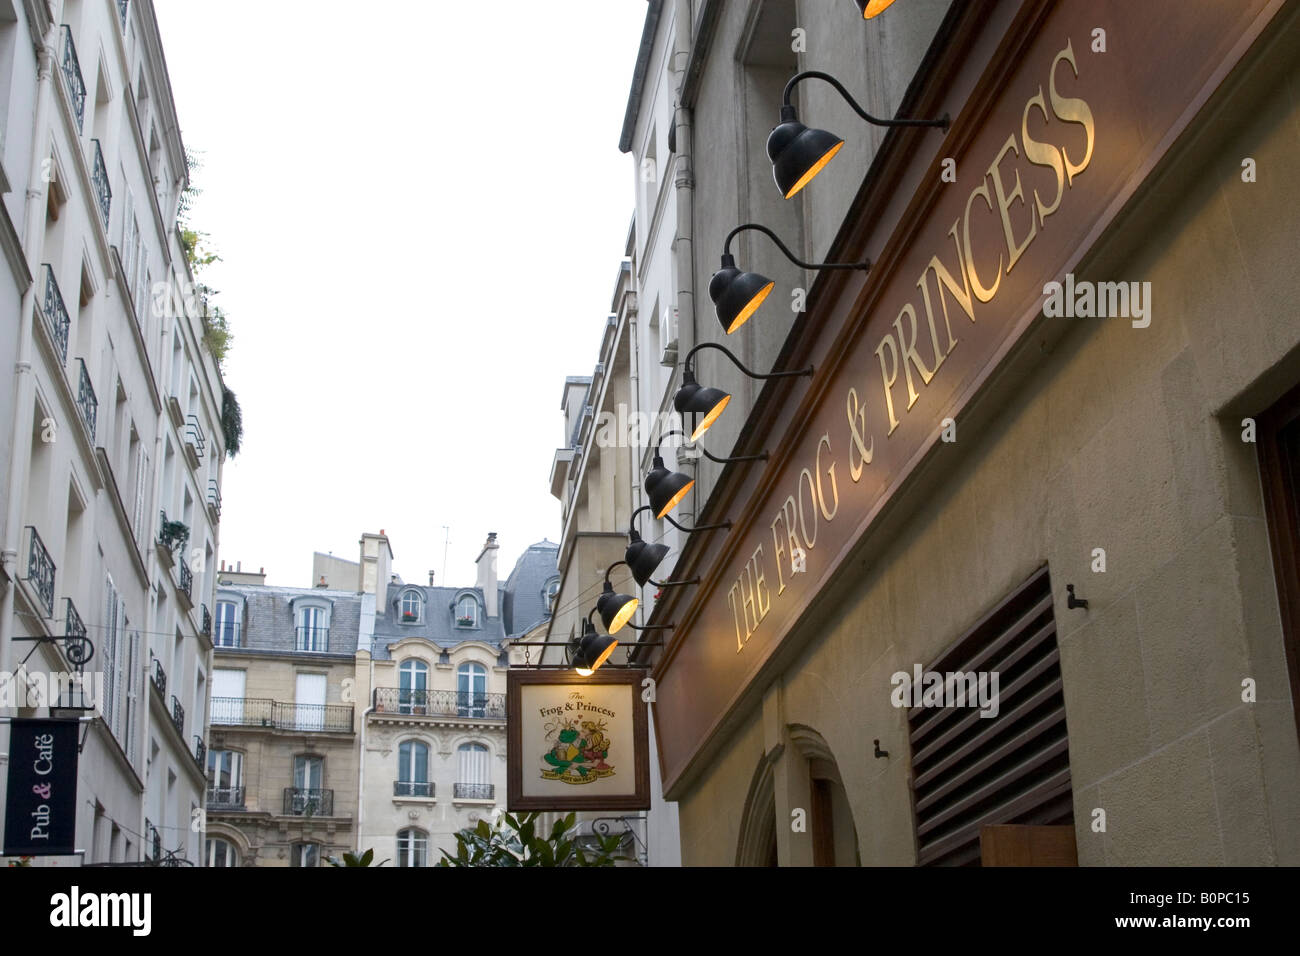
0 20 56 680
356 655 373 856
670 0 698 537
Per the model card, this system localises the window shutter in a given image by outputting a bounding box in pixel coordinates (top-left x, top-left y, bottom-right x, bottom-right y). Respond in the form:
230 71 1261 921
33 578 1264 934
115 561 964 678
125 629 139 763
102 577 118 733
131 446 149 545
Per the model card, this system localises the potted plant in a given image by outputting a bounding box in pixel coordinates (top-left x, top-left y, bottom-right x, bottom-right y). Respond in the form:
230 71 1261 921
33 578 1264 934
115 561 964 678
456 615 475 627
402 611 417 622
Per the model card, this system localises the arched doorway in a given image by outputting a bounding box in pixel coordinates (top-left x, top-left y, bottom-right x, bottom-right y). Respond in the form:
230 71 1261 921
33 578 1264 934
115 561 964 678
735 753 778 867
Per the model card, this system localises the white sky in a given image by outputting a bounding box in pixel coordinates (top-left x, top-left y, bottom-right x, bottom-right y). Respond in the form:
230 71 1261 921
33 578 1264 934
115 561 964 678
154 1 648 589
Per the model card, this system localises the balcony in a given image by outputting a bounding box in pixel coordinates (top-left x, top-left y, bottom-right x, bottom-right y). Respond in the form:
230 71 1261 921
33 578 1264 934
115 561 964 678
184 414 205 468
206 785 245 810
62 598 93 673
283 788 333 816
74 358 97 441
210 697 353 733
295 625 330 652
453 783 495 801
372 688 506 720
151 657 166 698
117 0 129 30
60 25 85 132
393 781 434 798
24 526 56 616
144 819 161 861
90 139 110 229
178 558 192 602
193 736 206 771
214 619 241 648
40 265 70 366
200 603 212 639
207 480 222 522
170 695 185 737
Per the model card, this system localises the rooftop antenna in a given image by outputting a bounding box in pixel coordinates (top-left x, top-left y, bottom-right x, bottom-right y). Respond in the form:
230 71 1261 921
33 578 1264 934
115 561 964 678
441 525 451 585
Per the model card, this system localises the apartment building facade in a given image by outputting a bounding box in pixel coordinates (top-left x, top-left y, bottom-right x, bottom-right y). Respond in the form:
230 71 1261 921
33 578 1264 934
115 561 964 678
203 567 360 868
1 0 226 866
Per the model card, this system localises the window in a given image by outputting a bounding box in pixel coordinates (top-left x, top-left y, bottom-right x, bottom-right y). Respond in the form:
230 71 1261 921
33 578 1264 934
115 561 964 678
455 596 478 628
291 843 319 868
544 577 560 610
296 604 328 651
206 838 237 868
396 828 427 867
291 755 324 814
214 600 240 647
400 590 422 623
206 749 243 807
293 672 327 731
457 663 486 717
396 740 430 797
398 659 428 714
456 742 492 800
211 668 245 724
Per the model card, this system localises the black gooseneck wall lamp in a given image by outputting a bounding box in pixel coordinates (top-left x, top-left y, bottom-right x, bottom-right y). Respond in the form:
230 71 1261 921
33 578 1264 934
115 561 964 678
595 561 640 634
645 426 768 521
854 0 898 18
767 71 949 199
675 341 814 442
710 223 870 334
569 611 619 677
625 504 703 589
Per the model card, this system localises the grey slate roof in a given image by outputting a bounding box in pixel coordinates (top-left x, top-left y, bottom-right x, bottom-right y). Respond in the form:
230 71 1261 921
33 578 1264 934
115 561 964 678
369 540 559 660
214 585 362 657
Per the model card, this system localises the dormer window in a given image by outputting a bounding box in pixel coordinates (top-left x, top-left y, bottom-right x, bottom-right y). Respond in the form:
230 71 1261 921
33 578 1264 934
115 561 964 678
400 590 422 624
290 596 332 652
543 577 560 611
455 596 478 628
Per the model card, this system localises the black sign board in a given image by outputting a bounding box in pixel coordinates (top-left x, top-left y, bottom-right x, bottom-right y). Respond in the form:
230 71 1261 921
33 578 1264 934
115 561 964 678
4 718 80 856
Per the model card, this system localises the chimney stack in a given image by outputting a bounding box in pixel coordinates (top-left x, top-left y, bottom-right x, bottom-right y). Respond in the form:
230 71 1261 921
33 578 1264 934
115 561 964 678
428 570 435 586
476 533 499 619
316 574 327 588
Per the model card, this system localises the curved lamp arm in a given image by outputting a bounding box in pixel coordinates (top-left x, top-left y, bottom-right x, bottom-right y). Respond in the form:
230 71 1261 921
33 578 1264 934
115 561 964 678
629 501 730 537
654 427 765 466
782 70 949 130
722 223 869 272
683 341 813 380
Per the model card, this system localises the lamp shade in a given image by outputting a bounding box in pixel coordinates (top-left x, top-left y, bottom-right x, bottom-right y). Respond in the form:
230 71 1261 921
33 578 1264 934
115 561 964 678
709 254 775 334
855 0 898 17
625 530 670 588
674 369 732 441
596 581 639 634
645 455 695 519
767 107 845 199
572 622 617 677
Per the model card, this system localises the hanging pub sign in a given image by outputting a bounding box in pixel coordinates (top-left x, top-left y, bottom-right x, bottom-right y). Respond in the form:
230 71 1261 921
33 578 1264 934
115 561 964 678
506 670 650 811
4 718 80 856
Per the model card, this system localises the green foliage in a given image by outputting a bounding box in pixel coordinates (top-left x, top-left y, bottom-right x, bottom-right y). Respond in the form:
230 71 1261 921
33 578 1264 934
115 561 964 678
437 812 630 867
178 148 233 375
326 848 389 867
221 385 242 459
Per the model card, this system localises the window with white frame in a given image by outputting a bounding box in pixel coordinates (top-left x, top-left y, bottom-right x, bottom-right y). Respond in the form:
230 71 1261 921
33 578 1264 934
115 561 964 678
214 599 240 646
400 589 422 623
206 838 237 868
396 828 427 867
455 596 478 628
398 659 428 714
206 749 243 807
291 843 319 868
295 603 329 651
457 662 487 717
456 742 492 800
396 740 430 797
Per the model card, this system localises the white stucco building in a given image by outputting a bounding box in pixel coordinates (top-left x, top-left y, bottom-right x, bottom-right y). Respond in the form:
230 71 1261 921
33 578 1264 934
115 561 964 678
0 0 228 866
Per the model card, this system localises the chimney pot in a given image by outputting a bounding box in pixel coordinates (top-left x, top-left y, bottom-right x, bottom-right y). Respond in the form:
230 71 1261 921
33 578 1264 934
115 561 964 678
428 570 435 586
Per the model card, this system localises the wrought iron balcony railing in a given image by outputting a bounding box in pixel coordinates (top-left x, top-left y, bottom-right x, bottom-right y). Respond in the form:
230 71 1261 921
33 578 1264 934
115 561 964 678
283 788 333 816
170 695 185 736
454 783 495 800
178 558 192 600
184 414 206 458
210 697 353 733
394 781 433 797
25 526 56 616
145 819 161 861
74 358 97 441
372 688 506 719
151 656 166 697
157 511 189 554
90 139 110 229
214 620 241 648
200 603 212 638
60 25 85 132
63 598 93 672
41 265 70 365
193 736 206 770
117 0 129 30
295 625 330 652
206 785 245 809
207 479 222 518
